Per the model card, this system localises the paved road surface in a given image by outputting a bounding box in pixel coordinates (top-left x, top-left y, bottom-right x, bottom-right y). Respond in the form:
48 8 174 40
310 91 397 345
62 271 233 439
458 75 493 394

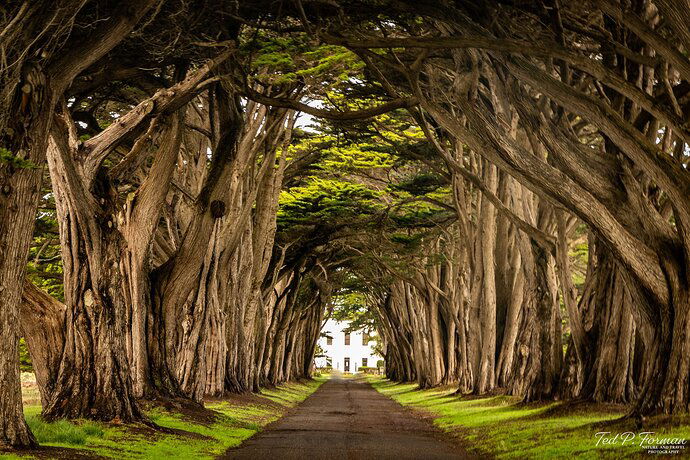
221 375 473 460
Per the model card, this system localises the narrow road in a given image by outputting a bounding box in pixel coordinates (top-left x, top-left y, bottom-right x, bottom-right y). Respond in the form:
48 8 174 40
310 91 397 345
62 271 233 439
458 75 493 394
221 375 473 459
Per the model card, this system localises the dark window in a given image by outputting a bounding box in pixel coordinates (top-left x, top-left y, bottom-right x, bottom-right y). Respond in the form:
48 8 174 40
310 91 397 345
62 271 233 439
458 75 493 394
362 333 369 345
326 357 332 367
344 357 350 372
326 336 332 345
362 358 368 367
344 332 350 345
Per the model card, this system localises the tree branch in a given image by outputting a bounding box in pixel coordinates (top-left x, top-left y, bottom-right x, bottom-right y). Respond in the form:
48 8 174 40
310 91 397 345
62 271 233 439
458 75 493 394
237 83 418 120
48 0 160 92
80 47 234 180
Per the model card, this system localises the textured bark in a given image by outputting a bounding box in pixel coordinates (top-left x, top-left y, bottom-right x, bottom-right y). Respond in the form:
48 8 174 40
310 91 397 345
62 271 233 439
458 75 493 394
266 282 300 385
377 292 416 382
494 176 521 387
40 47 221 416
559 238 640 404
152 221 224 402
1 0 157 436
496 267 524 387
371 231 469 389
219 120 290 395
41 104 179 419
0 330 34 447
150 96 291 402
473 161 498 394
43 137 142 420
508 236 561 401
0 62 51 447
555 211 585 364
255 266 325 387
121 115 183 399
19 282 66 409
448 176 475 393
633 260 690 415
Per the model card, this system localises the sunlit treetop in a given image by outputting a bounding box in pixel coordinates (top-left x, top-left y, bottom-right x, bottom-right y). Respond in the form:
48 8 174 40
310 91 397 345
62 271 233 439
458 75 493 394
240 30 363 89
277 178 383 229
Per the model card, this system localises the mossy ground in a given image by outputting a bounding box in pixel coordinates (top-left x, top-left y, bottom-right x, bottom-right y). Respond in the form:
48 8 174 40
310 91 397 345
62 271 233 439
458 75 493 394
369 377 690 459
3 377 325 459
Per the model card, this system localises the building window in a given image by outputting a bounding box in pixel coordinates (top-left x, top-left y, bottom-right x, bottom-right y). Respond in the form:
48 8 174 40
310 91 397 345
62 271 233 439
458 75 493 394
362 333 369 345
344 357 350 372
344 332 350 345
326 357 332 368
362 358 368 367
326 336 332 345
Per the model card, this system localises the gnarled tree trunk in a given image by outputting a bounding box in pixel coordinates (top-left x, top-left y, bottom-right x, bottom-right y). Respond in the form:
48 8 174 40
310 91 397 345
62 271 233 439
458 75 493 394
560 238 640 404
0 62 52 447
43 135 142 420
19 282 66 409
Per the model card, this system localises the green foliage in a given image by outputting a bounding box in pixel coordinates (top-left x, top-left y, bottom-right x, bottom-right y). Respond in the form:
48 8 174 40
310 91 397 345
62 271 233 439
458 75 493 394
18 338 33 372
314 343 326 358
332 291 373 331
570 243 588 263
278 178 382 228
389 203 451 228
0 147 37 169
389 232 424 251
330 279 383 357
356 366 378 374
391 173 446 196
276 100 453 269
241 31 361 87
569 242 589 291
318 142 395 171
27 192 64 301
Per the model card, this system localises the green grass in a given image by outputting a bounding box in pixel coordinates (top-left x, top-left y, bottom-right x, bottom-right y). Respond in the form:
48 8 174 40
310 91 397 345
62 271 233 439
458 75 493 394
7 377 325 459
26 415 104 445
260 380 324 406
369 378 690 459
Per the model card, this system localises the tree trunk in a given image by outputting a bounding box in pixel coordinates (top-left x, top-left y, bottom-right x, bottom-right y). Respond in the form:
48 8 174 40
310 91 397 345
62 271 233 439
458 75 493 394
152 219 225 402
496 268 524 386
633 256 690 416
474 161 498 394
579 243 638 403
0 278 36 446
557 236 641 405
509 240 561 401
19 282 66 409
41 126 142 421
0 61 52 447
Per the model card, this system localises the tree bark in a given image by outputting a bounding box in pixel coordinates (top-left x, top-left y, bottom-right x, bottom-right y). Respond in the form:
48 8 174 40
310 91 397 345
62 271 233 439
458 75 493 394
0 62 51 447
509 237 561 401
19 282 66 409
43 137 142 420
559 238 640 404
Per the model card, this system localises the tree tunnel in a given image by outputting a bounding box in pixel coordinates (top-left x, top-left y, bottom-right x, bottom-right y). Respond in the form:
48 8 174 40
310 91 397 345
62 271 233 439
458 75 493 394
2 0 690 449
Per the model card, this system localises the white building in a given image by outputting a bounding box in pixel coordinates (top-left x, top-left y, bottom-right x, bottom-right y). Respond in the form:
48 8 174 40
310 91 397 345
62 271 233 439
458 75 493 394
315 319 380 372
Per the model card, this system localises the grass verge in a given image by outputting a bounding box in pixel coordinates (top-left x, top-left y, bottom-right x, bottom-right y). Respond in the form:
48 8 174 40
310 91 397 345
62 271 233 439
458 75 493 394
4 377 325 459
369 377 690 459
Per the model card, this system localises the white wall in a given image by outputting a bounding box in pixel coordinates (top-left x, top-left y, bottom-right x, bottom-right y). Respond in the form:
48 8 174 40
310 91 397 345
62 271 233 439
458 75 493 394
315 319 380 372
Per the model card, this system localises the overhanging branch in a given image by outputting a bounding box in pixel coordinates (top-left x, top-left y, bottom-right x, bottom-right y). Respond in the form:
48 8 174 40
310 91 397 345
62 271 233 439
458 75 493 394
237 83 418 120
